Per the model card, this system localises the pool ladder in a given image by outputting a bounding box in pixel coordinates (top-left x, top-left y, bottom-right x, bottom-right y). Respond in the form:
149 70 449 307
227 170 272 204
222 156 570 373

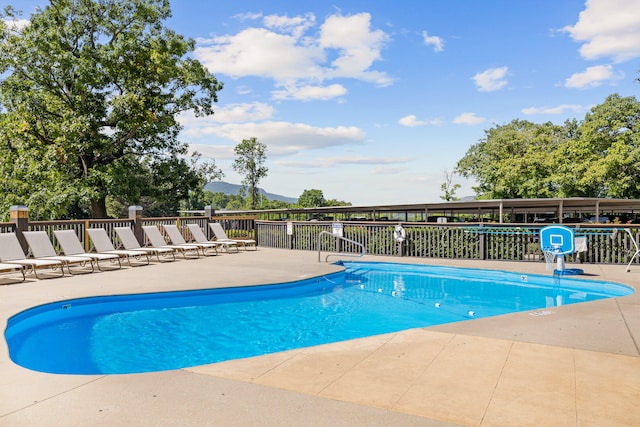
317 230 367 262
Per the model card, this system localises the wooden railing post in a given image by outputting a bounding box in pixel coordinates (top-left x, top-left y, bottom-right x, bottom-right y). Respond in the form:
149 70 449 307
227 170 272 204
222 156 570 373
204 206 215 239
128 205 144 244
10 205 29 253
84 220 91 252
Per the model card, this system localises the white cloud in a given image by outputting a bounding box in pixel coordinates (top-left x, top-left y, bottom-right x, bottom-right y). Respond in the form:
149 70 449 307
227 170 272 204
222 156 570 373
194 12 393 96
563 0 640 62
319 13 393 86
179 103 274 125
398 115 442 127
195 27 325 81
233 12 262 21
564 64 620 89
2 18 30 32
399 115 426 127
271 159 318 168
263 13 315 38
372 166 405 175
272 83 347 101
274 156 411 169
188 144 235 160
214 103 275 122
182 120 366 156
521 104 585 115
317 156 411 166
422 31 444 52
472 66 509 92
453 112 486 125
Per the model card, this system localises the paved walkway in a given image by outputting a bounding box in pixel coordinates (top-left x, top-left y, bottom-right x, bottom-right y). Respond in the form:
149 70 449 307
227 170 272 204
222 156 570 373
1 249 639 426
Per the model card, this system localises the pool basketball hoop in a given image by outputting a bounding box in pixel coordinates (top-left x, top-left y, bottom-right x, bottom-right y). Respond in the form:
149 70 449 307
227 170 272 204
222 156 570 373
539 225 583 275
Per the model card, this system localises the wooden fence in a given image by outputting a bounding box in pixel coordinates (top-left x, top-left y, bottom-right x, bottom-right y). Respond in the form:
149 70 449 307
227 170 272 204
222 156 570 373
255 220 640 266
2 205 639 267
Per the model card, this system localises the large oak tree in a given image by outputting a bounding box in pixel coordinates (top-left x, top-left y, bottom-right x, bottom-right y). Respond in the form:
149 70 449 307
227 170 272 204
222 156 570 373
455 94 640 200
554 94 640 198
0 0 223 219
456 119 569 199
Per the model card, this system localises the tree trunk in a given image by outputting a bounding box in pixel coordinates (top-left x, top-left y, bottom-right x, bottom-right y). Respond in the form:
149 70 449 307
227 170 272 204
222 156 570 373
91 197 109 218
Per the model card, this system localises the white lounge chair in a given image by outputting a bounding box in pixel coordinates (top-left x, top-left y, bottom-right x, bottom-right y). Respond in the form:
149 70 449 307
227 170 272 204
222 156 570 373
164 224 219 256
142 225 201 259
23 231 94 275
0 233 64 279
0 261 25 283
0 239 26 283
53 230 122 271
114 227 176 262
87 228 150 266
186 223 237 254
209 222 257 250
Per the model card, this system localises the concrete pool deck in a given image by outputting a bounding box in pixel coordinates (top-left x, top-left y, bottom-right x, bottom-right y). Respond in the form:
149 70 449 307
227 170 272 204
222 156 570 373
1 248 639 426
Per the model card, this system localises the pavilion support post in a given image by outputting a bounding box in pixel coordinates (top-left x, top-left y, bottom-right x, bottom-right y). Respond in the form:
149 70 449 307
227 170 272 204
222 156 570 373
559 200 564 224
479 225 487 260
128 205 144 245
10 205 29 253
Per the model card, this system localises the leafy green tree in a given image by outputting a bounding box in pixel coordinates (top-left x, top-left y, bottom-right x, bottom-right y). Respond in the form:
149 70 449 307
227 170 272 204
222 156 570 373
555 94 640 198
455 95 640 200
202 191 227 210
456 119 570 199
156 152 222 215
232 137 268 210
225 195 247 210
325 198 351 207
298 189 326 207
261 198 293 209
440 170 461 201
200 191 247 211
95 151 221 217
0 0 223 219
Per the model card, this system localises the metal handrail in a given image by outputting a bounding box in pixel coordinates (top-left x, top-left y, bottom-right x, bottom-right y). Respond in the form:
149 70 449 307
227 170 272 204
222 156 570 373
317 230 366 262
623 228 640 272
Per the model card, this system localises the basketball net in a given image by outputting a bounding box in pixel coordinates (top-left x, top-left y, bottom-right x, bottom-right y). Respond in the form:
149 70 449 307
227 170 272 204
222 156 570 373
543 249 556 271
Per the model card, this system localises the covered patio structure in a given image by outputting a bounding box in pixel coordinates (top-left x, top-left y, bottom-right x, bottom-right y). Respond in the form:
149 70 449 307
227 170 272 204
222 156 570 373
217 197 640 224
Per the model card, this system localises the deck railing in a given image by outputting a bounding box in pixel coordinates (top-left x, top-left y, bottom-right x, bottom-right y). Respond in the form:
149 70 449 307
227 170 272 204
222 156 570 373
3 205 639 268
3 206 255 254
255 220 640 267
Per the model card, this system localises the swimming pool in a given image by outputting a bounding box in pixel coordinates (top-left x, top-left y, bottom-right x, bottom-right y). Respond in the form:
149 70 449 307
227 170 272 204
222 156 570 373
4 262 633 375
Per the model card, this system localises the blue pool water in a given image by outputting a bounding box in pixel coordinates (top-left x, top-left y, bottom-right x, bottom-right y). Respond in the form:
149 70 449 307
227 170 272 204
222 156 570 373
4 262 633 375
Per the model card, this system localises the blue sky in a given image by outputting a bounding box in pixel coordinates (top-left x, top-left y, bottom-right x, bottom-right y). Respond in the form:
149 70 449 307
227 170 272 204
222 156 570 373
7 0 640 205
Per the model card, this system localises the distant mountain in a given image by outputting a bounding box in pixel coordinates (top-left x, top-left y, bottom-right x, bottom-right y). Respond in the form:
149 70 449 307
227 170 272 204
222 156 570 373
204 181 298 204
